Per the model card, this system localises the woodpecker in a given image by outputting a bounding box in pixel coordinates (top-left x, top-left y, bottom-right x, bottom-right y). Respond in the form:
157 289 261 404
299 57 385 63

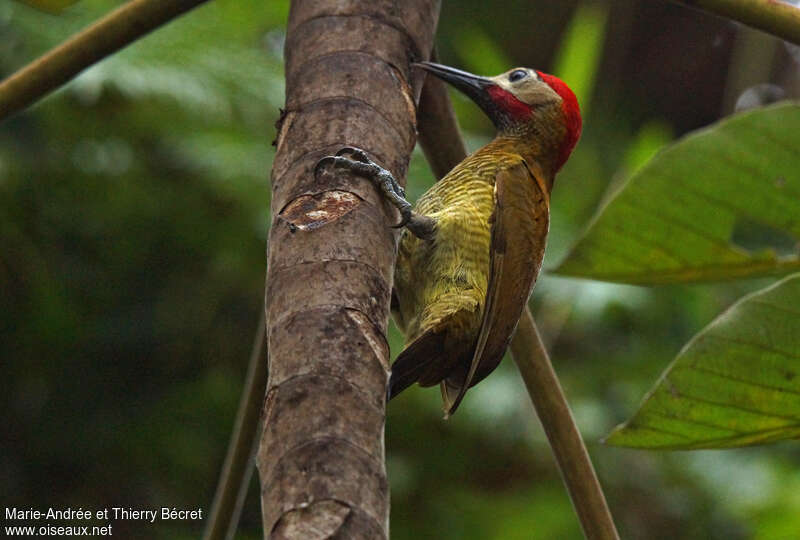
318 62 581 416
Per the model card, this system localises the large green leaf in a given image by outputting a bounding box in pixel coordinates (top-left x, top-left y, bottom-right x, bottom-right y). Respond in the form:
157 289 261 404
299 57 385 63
553 103 800 284
605 273 800 449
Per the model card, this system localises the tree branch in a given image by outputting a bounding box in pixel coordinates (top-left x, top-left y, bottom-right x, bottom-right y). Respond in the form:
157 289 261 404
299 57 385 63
203 312 267 540
671 0 800 45
416 50 467 179
0 0 209 121
416 69 619 540
260 1 440 537
510 311 618 540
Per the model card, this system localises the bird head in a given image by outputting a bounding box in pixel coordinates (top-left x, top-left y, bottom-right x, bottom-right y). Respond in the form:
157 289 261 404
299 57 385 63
414 62 581 171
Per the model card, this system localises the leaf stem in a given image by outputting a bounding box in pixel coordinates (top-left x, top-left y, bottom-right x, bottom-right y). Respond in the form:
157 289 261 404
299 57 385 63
510 310 619 540
0 0 209 121
671 0 800 45
203 312 267 540
417 50 468 179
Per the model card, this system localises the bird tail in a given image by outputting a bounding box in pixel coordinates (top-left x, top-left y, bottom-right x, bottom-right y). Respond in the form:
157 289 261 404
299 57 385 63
387 329 447 401
440 378 461 419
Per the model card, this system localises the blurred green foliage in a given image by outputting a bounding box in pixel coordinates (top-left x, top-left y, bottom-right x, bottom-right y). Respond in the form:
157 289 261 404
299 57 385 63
2 1 800 539
12 0 81 14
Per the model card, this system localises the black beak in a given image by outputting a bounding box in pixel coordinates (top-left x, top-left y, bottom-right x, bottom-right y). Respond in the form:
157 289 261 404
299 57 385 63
413 62 492 98
413 62 499 124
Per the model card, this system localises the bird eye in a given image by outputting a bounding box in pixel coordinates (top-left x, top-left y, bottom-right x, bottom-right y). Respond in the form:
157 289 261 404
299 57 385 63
508 69 528 82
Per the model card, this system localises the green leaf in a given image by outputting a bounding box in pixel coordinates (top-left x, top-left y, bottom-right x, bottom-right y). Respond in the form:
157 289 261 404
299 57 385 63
553 103 800 284
605 273 800 449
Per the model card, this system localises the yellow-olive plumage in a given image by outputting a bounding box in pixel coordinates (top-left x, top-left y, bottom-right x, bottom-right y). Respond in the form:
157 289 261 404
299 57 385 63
388 63 582 416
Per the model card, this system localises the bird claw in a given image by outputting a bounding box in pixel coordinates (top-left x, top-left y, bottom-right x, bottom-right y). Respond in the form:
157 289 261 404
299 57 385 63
314 147 371 179
315 146 418 231
391 206 413 229
392 178 407 199
335 146 370 162
313 155 336 179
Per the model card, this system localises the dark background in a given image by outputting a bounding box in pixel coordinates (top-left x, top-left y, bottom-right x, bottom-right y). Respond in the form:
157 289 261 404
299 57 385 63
2 0 800 538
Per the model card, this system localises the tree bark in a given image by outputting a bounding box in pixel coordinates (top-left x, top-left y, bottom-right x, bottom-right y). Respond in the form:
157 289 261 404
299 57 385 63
259 2 439 538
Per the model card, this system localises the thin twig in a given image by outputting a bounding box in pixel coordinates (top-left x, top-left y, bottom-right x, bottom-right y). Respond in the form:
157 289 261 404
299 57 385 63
416 65 619 540
0 0 209 121
510 310 618 540
671 0 800 45
417 50 468 179
203 312 267 540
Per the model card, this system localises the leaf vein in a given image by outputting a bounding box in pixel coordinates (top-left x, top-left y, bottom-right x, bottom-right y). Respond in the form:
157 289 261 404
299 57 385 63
699 334 799 363
676 364 800 398
645 410 744 434
666 391 799 422
747 299 800 317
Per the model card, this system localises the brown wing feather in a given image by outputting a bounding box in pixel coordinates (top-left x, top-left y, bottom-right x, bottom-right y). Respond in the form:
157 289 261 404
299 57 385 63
443 160 550 416
388 307 474 400
387 326 447 400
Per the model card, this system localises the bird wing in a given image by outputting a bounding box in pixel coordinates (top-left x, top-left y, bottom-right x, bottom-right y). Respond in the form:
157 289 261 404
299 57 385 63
443 159 550 416
388 306 475 400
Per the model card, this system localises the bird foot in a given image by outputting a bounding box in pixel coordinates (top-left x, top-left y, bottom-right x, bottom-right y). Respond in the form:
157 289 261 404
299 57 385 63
315 147 435 239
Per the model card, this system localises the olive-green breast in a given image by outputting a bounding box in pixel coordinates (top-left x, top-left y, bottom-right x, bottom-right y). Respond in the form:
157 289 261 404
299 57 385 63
392 144 526 346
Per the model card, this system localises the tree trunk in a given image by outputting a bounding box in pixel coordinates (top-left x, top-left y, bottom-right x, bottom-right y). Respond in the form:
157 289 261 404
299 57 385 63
259 2 440 538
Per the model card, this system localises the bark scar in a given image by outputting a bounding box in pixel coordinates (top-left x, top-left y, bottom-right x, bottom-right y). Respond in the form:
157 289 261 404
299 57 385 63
279 190 363 232
345 308 391 371
257 387 278 474
389 64 417 129
274 109 296 153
